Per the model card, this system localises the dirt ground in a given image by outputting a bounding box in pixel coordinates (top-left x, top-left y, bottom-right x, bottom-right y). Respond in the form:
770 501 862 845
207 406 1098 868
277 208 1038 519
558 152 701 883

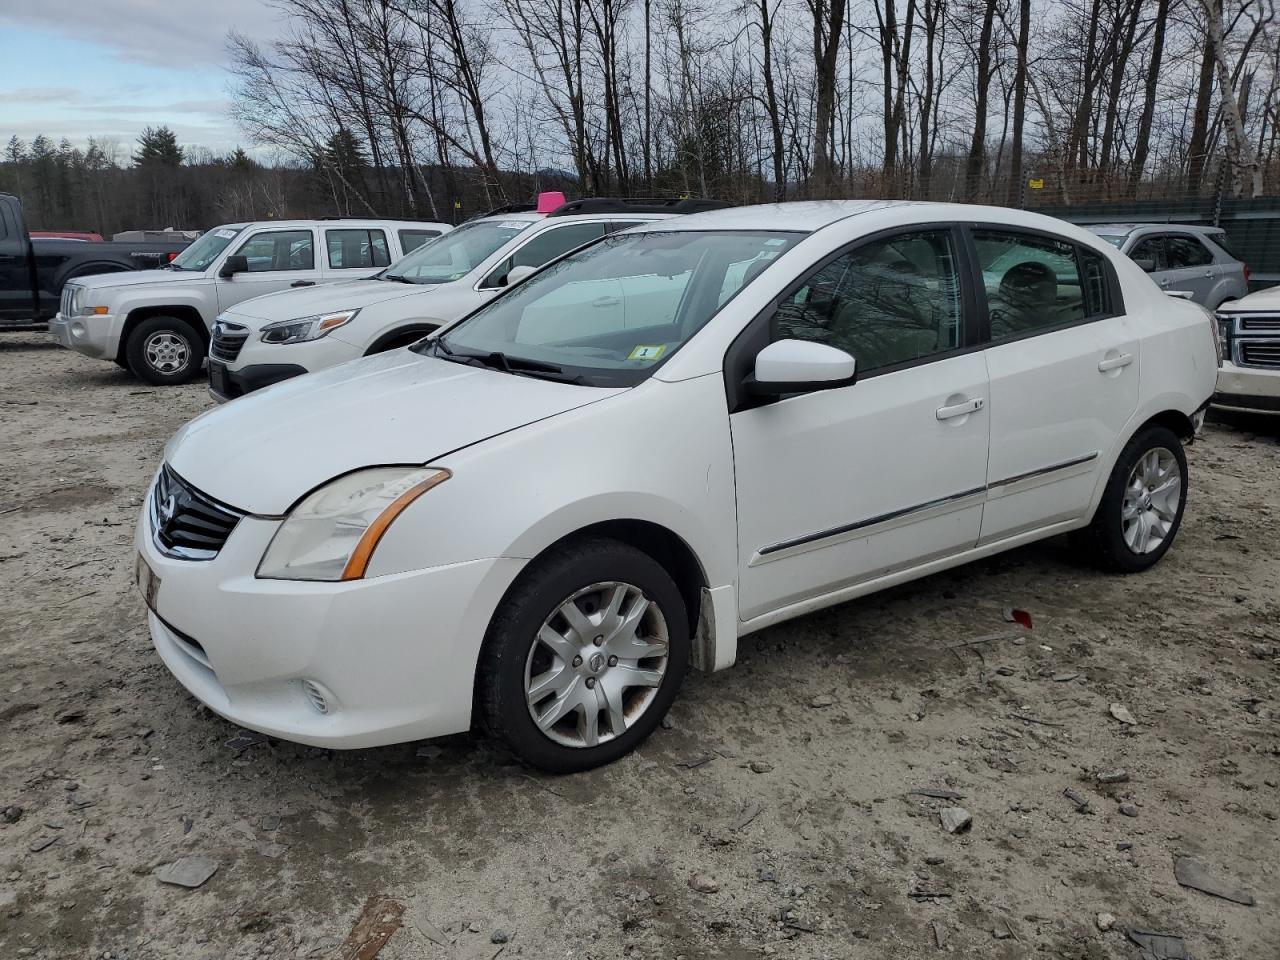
1 332 1277 960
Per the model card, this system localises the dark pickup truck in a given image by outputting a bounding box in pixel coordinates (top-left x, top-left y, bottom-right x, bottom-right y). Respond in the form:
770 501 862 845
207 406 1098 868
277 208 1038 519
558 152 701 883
0 193 191 325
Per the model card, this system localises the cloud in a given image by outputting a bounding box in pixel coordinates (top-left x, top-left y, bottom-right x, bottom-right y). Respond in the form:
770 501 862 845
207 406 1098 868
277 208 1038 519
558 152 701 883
0 0 285 67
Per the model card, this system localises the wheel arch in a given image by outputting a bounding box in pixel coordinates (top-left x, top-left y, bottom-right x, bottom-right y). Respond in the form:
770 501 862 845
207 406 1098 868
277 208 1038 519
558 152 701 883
118 304 209 362
364 323 439 355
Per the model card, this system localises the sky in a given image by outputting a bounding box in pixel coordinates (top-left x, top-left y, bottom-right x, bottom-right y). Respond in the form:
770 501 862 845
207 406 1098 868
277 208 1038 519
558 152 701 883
0 0 286 159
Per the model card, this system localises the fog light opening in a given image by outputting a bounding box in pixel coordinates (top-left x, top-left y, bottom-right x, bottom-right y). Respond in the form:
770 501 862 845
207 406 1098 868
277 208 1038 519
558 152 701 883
302 679 331 715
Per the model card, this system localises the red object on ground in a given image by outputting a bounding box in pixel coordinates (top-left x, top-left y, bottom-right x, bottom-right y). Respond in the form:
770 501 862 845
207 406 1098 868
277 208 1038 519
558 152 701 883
1006 608 1034 630
536 191 567 213
31 230 104 242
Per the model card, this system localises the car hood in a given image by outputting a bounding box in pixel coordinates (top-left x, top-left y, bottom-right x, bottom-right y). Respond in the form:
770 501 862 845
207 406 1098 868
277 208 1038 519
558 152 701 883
223 278 437 326
1222 286 1280 312
73 268 205 290
166 349 624 515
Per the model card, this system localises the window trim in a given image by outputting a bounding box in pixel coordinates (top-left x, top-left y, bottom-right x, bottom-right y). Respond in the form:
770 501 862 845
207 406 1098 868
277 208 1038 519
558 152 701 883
474 220 611 291
961 221 1125 348
323 227 390 270
230 228 317 274
723 222 981 414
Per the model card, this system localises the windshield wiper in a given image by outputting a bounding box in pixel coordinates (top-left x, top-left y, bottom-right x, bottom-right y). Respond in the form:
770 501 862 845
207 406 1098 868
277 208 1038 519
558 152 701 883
430 340 582 382
381 274 415 284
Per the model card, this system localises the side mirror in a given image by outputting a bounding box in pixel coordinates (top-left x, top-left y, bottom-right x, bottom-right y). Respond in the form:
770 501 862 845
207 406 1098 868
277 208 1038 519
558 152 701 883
1132 256 1156 273
506 264 537 287
219 254 249 278
746 339 857 399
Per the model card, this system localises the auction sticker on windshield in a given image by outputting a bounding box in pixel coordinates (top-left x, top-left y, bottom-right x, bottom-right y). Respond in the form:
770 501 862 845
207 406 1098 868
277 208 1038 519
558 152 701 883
628 345 666 362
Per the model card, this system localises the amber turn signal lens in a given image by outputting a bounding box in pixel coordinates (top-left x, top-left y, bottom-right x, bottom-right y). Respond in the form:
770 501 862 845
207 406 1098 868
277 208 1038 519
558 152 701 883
339 469 451 580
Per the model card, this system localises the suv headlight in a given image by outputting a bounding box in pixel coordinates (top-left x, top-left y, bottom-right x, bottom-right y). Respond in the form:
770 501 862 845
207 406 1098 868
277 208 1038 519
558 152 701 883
260 309 360 344
257 466 450 581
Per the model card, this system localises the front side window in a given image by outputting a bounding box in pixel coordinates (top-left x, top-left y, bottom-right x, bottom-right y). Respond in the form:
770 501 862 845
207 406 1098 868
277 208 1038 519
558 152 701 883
976 230 1085 339
480 222 609 289
1129 236 1165 272
233 230 315 272
172 225 244 271
422 230 804 387
770 230 962 373
388 219 533 284
1164 235 1213 268
326 229 390 269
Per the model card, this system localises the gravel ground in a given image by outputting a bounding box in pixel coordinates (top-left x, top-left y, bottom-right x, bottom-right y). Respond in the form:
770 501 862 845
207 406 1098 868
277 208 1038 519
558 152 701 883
1 333 1278 960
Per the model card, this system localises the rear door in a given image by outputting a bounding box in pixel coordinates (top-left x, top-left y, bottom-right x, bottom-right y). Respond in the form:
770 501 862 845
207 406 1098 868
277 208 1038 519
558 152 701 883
1161 234 1217 304
215 228 322 312
323 227 392 280
975 227 1139 542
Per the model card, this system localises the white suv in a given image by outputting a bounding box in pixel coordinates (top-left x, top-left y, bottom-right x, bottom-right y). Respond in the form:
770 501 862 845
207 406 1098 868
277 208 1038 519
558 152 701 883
1214 285 1280 414
205 198 721 401
136 202 1216 772
50 218 450 385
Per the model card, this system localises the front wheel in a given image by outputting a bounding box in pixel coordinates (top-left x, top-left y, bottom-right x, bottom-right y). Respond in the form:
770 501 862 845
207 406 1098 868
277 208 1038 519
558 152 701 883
126 316 206 385
477 537 689 772
1078 425 1188 573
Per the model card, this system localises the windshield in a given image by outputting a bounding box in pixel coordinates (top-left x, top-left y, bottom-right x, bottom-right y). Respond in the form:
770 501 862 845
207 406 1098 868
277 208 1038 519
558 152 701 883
384 218 534 284
416 230 805 387
171 226 244 271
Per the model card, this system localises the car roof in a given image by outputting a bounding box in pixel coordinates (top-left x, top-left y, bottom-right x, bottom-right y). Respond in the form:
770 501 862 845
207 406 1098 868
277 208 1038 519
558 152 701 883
229 219 450 231
470 211 673 226
1084 222 1224 237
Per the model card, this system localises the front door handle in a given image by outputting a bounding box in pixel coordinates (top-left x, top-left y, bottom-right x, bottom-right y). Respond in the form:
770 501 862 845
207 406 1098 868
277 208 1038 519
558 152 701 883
593 296 621 308
1098 353 1134 372
291 280 315 288
936 397 985 421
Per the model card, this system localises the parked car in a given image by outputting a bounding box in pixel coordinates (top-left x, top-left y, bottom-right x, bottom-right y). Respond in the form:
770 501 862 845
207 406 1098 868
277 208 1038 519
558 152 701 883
205 197 723 401
1213 285 1280 414
0 193 189 326
49 217 451 385
136 201 1216 772
1085 223 1248 309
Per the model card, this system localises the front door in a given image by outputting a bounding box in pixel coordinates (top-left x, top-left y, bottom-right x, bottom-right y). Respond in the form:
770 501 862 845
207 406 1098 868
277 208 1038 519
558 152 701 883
730 227 991 621
216 228 322 314
974 227 1140 542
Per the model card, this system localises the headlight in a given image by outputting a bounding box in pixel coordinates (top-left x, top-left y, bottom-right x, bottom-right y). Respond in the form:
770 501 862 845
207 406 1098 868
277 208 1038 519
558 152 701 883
260 309 360 344
257 466 450 581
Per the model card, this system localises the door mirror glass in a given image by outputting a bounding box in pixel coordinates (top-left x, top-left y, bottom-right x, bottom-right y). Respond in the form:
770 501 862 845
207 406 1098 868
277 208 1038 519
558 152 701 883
506 264 537 286
1133 256 1156 273
749 339 856 398
219 255 248 278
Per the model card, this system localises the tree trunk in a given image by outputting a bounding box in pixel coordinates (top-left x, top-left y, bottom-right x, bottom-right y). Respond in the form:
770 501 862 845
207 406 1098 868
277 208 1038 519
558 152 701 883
1129 0 1170 195
963 0 997 199
1007 0 1030 207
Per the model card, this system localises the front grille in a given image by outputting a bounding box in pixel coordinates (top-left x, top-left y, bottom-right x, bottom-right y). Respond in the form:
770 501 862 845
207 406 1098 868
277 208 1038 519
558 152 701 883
150 465 245 560
60 285 75 317
211 321 250 362
1240 342 1280 368
1240 314 1280 332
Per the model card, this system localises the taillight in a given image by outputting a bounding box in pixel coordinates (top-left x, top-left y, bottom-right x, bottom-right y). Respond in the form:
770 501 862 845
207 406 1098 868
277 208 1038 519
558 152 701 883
167 252 179 262
1243 262 1250 283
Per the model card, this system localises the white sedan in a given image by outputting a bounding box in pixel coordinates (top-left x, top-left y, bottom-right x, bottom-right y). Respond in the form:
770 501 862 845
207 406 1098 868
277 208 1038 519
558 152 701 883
135 201 1216 772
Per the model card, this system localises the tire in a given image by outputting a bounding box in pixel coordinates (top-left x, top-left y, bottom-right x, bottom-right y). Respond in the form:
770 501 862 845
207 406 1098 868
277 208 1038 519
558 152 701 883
125 316 206 385
477 536 689 773
1077 425 1188 573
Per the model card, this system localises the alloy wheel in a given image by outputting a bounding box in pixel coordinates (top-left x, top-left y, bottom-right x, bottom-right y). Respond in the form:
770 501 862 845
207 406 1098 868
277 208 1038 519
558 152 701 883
1121 446 1181 554
143 331 191 375
523 581 669 748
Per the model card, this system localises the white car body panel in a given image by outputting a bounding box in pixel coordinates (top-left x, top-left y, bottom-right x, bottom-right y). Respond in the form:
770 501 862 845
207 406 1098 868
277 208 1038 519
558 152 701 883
140 201 1217 751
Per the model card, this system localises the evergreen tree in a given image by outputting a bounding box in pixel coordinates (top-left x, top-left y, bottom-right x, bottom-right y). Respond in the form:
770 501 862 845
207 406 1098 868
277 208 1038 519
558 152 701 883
134 126 184 167
4 136 24 164
230 146 256 171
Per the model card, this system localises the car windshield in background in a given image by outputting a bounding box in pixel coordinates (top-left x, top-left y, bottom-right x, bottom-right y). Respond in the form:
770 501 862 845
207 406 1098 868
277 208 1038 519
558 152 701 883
170 226 243 271
418 230 805 387
384 219 533 284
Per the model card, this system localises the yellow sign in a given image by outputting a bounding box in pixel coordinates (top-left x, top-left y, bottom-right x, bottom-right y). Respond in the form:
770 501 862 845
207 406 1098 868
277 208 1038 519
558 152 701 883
1028 178 1045 190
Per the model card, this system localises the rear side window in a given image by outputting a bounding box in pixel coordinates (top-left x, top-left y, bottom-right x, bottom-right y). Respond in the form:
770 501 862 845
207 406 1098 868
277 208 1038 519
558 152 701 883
398 229 441 253
1208 232 1242 261
771 229 962 373
326 229 390 269
975 230 1085 339
1164 235 1213 268
234 230 315 272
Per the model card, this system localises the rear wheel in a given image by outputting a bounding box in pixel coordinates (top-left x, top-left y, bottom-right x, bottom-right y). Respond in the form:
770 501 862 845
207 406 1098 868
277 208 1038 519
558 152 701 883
477 537 688 772
126 316 206 385
1078 425 1187 572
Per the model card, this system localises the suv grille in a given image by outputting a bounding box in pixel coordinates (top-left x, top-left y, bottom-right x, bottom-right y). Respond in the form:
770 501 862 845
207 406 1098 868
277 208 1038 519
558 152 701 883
60 285 77 318
150 466 244 559
1240 314 1280 332
211 321 250 362
1240 342 1280 368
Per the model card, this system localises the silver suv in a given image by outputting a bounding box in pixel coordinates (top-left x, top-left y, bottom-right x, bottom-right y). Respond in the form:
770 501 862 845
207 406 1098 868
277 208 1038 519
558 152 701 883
1086 224 1248 310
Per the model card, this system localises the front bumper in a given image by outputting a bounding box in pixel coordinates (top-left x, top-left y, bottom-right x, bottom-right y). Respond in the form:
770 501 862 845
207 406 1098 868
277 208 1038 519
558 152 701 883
1214 360 1280 414
136 500 525 748
49 311 118 360
209 361 309 402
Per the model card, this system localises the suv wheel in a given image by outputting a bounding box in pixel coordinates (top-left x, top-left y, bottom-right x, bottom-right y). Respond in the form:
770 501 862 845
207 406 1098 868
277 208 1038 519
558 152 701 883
1078 425 1187 572
477 537 688 772
126 316 206 385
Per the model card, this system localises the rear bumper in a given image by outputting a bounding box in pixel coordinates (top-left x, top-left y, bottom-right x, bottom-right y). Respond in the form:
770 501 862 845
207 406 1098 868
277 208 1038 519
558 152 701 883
49 312 118 360
209 361 308 403
1214 361 1280 414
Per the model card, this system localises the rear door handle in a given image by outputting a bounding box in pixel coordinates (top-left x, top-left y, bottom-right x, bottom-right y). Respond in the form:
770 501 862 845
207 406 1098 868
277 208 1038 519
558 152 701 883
1098 353 1134 372
291 280 315 288
936 397 985 421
